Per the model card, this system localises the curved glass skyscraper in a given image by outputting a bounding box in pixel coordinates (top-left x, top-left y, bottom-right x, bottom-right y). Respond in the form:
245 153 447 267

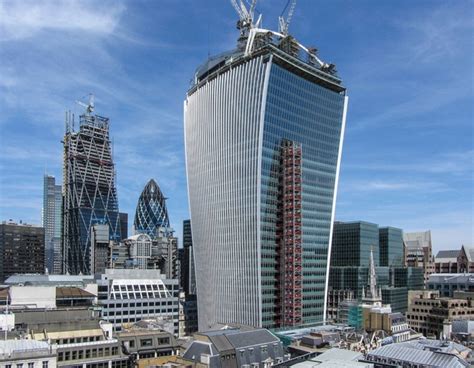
185 9 348 331
134 179 170 238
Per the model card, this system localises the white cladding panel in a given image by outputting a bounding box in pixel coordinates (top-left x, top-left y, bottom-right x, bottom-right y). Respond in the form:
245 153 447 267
185 56 269 330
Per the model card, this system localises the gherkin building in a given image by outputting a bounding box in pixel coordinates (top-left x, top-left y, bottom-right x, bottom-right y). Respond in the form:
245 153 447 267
134 179 170 239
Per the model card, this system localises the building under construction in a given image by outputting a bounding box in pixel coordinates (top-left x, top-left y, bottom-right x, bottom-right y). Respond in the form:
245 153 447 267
185 0 348 330
62 97 122 275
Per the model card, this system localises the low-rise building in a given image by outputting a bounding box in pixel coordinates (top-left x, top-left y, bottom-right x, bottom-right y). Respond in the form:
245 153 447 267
96 269 179 334
181 328 288 367
406 290 474 338
403 230 434 285
0 340 57 368
427 273 474 297
116 321 179 361
292 348 373 368
327 289 355 322
364 339 471 368
434 245 474 274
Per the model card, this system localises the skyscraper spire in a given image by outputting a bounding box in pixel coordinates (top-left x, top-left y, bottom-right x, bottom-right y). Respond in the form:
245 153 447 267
362 247 381 304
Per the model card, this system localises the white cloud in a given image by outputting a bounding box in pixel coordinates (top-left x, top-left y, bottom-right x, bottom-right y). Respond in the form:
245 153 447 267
345 150 474 176
0 0 125 41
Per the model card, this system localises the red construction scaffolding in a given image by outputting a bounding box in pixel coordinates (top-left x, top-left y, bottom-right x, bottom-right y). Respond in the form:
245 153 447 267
277 140 303 327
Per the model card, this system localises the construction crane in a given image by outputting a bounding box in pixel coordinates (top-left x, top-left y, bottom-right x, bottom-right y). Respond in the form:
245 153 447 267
230 0 258 33
75 93 94 115
279 0 296 36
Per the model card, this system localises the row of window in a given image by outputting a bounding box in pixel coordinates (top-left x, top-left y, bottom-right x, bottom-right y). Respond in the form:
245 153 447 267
104 307 178 316
58 346 119 361
4 362 48 368
102 301 175 308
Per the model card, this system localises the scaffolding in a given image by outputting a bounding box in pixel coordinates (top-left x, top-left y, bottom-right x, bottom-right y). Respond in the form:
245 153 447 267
276 139 303 327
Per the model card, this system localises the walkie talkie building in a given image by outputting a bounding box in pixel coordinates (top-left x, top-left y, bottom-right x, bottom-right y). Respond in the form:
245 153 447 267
185 4 348 331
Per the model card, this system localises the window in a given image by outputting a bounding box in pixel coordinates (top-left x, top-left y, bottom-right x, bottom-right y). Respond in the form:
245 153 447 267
140 339 153 347
158 337 170 345
129 340 135 348
28 363 34 368
16 365 23 368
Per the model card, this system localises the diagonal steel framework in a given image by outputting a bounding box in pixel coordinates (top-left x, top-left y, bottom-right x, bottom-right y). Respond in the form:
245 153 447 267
63 112 121 275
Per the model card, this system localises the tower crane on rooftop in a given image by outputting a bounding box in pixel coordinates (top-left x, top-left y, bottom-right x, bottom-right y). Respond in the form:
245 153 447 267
230 0 260 34
279 0 296 36
76 93 94 115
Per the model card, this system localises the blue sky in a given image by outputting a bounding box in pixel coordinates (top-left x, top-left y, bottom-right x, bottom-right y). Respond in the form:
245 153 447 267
0 0 472 252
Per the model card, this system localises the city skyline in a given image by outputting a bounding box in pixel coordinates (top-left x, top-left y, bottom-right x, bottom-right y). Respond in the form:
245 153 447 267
0 0 472 252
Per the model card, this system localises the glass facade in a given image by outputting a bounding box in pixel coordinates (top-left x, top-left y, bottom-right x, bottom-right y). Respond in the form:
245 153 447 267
379 227 403 267
43 175 62 274
63 113 122 275
134 179 170 239
260 64 345 327
329 222 425 314
382 287 409 313
185 46 347 330
331 222 380 267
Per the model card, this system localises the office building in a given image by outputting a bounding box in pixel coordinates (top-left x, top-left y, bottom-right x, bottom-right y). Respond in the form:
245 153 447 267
63 99 122 275
331 221 380 268
178 221 198 336
180 219 196 296
0 221 45 282
119 212 128 240
435 245 474 273
427 273 474 297
328 221 424 315
185 3 348 330
110 231 179 279
96 269 179 334
379 227 403 267
133 179 170 239
43 174 63 274
153 228 178 280
120 233 154 269
90 224 111 274
406 290 474 338
403 230 434 284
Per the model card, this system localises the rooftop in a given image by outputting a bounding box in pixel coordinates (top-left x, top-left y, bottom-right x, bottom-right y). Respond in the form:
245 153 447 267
428 273 474 284
435 250 460 262
4 274 94 287
189 3 345 96
56 287 95 299
366 339 471 368
100 268 168 280
0 340 53 360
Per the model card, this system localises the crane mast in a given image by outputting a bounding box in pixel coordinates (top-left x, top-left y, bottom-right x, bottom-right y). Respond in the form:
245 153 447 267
279 0 297 36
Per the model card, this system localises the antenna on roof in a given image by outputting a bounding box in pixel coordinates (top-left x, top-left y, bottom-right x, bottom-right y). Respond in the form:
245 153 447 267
279 0 296 36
